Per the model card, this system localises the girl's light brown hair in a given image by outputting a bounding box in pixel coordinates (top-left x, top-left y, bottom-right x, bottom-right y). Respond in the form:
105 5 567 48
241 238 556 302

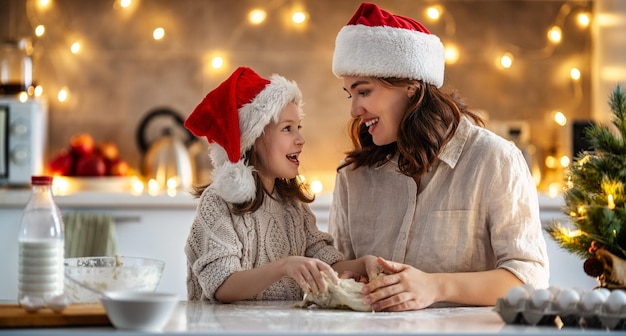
192 146 313 216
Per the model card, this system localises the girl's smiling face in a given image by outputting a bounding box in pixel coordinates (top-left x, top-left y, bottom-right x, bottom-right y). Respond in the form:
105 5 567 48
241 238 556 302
254 102 305 193
342 76 414 146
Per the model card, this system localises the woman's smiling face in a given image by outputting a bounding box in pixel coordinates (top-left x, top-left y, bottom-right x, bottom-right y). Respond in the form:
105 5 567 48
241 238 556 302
342 76 413 146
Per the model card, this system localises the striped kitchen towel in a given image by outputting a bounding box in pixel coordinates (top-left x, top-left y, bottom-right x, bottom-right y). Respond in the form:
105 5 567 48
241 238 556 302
63 212 117 258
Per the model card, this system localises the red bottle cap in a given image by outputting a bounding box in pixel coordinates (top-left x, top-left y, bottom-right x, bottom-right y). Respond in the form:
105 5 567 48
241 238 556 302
31 176 53 186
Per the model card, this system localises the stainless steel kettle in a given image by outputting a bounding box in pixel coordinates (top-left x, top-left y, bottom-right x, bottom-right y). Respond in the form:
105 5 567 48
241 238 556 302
136 108 194 192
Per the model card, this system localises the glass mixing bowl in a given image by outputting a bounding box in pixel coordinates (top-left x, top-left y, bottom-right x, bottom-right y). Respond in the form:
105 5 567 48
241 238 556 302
64 256 165 303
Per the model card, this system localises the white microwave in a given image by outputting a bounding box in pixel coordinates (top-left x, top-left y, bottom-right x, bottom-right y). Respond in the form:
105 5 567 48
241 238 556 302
0 97 48 186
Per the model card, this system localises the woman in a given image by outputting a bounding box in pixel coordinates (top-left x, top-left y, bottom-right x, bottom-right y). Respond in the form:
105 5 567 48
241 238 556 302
328 2 549 312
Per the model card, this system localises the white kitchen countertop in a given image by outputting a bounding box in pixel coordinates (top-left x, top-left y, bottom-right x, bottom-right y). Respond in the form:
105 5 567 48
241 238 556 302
0 188 199 210
0 300 616 335
0 187 564 211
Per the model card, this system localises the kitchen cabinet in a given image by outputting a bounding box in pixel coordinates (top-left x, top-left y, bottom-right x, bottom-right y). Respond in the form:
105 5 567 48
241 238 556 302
0 190 597 302
0 190 198 301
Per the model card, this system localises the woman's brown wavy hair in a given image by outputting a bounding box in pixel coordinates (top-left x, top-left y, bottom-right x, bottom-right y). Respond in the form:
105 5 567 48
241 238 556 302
192 146 314 216
338 78 485 182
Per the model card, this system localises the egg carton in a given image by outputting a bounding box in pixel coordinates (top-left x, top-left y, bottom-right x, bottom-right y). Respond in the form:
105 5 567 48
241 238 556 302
494 298 626 330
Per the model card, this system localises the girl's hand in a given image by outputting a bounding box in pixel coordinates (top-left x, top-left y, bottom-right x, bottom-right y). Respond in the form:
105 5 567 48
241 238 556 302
363 255 383 280
283 256 338 295
361 257 438 312
337 270 368 283
331 254 379 284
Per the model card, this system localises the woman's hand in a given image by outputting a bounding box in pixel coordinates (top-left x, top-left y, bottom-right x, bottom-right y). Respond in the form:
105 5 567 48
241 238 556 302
362 257 438 312
283 256 338 295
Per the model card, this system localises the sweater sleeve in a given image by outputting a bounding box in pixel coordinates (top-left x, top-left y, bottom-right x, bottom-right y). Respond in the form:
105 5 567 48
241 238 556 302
301 202 345 265
185 190 244 301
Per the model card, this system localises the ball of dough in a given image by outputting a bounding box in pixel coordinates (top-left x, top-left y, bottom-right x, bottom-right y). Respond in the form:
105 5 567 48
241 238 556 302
297 272 371 312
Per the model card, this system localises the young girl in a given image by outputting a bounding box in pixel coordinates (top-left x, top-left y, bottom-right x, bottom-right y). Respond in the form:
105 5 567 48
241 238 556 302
329 3 549 311
184 66 370 302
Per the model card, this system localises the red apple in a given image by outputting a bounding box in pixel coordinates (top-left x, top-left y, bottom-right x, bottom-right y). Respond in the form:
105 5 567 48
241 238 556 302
48 149 74 176
75 154 106 177
109 159 130 176
98 141 119 161
69 133 95 158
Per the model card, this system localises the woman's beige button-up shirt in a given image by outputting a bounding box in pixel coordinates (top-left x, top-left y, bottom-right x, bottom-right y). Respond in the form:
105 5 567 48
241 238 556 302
329 117 550 288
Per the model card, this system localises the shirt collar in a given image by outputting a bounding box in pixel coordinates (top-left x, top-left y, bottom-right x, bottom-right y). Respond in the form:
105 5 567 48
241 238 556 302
438 116 471 169
379 116 471 171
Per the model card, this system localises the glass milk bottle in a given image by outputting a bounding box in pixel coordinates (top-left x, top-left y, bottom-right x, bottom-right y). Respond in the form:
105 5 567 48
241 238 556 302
17 176 64 303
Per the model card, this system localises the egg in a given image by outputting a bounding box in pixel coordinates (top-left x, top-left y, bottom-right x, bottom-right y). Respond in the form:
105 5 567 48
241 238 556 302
505 286 529 307
530 288 553 310
605 289 626 313
45 293 70 313
521 283 535 294
19 295 45 313
595 287 611 300
547 285 561 297
580 290 606 312
555 288 580 310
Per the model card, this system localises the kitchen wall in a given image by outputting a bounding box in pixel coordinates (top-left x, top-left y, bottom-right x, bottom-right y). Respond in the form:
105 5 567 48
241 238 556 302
0 0 593 192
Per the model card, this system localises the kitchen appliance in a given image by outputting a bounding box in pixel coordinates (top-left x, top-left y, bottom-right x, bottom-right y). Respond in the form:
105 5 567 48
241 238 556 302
0 38 34 95
0 97 48 186
187 137 213 186
573 120 595 156
136 107 194 191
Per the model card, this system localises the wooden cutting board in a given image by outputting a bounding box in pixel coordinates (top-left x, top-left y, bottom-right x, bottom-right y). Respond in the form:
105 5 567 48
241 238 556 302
0 303 111 328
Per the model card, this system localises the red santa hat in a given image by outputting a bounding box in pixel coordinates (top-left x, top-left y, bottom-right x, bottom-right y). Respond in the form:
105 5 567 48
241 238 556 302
332 2 445 88
184 66 303 203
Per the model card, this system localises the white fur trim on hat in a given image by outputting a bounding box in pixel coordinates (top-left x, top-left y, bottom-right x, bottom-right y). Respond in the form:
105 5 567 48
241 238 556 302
209 145 256 203
210 73 303 204
332 24 445 88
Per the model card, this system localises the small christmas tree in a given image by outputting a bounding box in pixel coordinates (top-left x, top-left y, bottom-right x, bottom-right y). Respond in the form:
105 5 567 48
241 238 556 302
546 83 626 289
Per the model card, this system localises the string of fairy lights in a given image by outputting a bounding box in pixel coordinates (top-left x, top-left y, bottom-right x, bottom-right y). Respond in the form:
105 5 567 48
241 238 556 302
16 0 592 196
424 2 592 197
